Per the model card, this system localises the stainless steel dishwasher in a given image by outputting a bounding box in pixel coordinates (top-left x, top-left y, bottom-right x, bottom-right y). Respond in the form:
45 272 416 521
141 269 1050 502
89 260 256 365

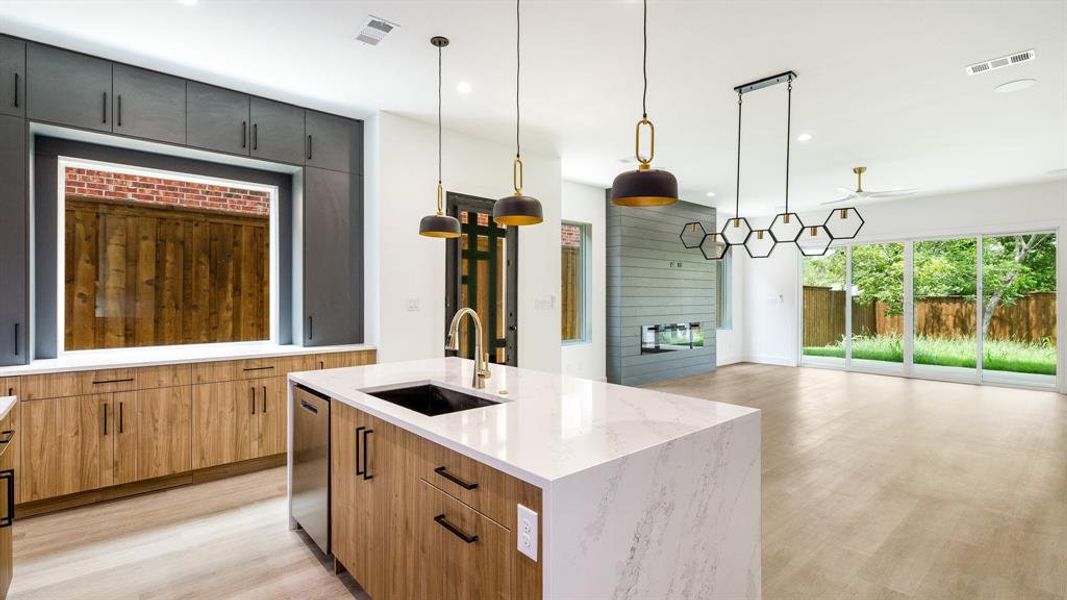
292 384 330 555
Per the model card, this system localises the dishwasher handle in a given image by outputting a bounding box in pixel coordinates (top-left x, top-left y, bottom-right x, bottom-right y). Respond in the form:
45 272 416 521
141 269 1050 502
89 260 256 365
299 399 319 414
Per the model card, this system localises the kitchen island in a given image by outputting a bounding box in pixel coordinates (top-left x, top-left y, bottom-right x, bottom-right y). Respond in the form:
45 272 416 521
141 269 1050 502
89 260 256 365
288 357 760 599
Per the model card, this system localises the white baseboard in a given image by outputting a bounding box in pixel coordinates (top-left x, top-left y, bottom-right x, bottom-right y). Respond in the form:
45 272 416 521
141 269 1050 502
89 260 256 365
744 354 799 367
716 356 744 367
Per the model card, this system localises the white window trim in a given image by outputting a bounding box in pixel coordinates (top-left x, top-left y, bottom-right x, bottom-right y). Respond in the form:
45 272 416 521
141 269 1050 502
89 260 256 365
562 220 592 346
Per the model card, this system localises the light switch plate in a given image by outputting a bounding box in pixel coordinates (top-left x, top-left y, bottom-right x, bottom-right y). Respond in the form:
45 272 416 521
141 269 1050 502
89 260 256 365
517 504 538 561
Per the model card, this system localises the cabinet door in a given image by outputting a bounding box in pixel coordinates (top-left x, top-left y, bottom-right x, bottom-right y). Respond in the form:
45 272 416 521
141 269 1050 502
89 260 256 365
191 381 245 469
0 116 26 366
252 376 286 457
416 479 512 600
304 168 361 346
0 406 14 600
250 97 304 164
0 36 25 117
20 395 113 501
26 44 112 132
331 403 385 597
113 64 186 144
115 387 191 484
305 110 361 173
186 81 249 155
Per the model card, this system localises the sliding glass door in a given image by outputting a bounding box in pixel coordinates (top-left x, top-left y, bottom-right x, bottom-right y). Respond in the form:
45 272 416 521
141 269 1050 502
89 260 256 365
800 231 1057 389
850 243 905 372
981 233 1057 386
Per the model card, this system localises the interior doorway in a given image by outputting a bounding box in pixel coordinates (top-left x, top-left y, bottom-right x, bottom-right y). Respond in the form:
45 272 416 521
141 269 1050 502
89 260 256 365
445 192 518 366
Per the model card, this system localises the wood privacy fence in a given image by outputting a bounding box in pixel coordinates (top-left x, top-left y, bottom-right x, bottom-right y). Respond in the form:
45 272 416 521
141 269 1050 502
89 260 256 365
561 245 581 340
65 197 269 350
804 286 1056 347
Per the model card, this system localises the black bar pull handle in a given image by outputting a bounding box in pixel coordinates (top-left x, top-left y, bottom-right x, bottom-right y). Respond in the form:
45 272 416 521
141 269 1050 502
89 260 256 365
253 123 258 150
250 387 256 415
0 430 13 445
102 403 108 436
306 134 312 160
13 73 18 108
434 466 479 490
308 315 313 340
434 514 478 544
118 401 124 434
102 92 107 124
354 426 365 476
91 377 134 385
242 121 247 148
362 429 374 480
262 386 267 413
0 469 13 528
117 94 122 127
13 323 18 356
242 365 275 372
299 399 318 414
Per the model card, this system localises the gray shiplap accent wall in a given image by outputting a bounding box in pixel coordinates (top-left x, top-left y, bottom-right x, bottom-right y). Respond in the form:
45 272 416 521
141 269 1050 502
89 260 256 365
606 194 717 386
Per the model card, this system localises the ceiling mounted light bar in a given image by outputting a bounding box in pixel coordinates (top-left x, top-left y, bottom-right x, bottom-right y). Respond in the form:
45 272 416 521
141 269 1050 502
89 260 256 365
733 70 797 95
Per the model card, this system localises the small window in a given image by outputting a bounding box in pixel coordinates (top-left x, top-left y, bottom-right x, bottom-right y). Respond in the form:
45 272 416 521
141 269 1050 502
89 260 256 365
716 249 733 330
60 161 278 351
561 222 590 344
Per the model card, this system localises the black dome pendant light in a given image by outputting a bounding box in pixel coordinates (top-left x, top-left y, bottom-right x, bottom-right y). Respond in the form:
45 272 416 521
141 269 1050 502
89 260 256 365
493 0 543 227
610 0 678 207
419 36 462 238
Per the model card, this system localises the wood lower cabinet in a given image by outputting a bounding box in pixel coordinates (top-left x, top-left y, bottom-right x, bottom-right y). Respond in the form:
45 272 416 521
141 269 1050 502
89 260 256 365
114 387 191 484
21 394 113 501
192 376 286 469
0 406 15 600
331 401 540 600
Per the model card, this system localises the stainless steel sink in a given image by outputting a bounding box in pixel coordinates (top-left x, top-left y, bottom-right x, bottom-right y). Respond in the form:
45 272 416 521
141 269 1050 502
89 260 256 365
366 384 500 416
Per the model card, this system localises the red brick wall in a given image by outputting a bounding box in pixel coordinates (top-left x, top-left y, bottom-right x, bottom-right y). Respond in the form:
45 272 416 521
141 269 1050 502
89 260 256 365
562 223 582 248
64 167 270 216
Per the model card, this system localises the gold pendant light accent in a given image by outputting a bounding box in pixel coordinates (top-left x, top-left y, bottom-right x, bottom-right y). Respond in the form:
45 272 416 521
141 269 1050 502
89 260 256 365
610 0 678 207
419 36 461 238
493 0 543 227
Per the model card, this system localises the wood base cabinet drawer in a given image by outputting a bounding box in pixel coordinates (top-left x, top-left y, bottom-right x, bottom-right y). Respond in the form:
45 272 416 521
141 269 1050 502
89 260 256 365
420 439 516 529
416 479 512 600
21 364 190 400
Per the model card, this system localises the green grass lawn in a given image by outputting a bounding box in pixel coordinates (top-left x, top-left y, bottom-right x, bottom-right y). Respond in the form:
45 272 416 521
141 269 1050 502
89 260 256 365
803 335 1056 375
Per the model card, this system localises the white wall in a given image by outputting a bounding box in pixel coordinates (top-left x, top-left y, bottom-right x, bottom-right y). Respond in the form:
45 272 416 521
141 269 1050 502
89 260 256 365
715 212 746 366
741 179 1067 381
560 181 606 381
365 112 562 373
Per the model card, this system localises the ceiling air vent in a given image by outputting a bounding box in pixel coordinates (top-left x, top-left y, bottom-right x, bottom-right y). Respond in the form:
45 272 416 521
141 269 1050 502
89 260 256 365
965 49 1036 75
356 16 398 46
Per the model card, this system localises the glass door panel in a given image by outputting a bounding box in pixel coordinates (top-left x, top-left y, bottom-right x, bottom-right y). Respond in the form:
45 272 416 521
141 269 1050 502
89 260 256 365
981 233 1057 387
802 248 847 364
912 238 978 381
849 243 905 371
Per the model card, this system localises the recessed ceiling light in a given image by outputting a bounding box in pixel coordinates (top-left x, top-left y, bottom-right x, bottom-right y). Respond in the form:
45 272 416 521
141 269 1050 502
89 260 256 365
177 0 198 5
994 79 1037 93
705 192 716 198
456 81 472 94
797 133 813 142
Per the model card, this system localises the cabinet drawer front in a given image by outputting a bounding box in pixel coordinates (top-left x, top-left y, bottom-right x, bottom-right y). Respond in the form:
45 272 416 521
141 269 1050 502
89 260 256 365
22 364 190 399
417 479 511 600
420 439 518 529
313 350 374 370
0 378 17 399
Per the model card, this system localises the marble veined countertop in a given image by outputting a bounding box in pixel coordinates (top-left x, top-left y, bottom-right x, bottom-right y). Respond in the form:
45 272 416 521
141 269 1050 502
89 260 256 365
288 357 758 487
0 342 375 377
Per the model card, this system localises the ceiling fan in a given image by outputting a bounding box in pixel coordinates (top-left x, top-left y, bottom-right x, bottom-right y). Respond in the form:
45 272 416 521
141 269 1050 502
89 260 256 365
823 166 917 204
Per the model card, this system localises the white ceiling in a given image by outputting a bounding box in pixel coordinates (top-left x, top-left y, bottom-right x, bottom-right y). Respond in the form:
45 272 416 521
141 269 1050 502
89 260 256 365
2 1 1065 216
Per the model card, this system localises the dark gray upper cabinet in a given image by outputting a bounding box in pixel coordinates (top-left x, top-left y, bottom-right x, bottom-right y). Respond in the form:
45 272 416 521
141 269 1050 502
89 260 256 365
303 167 362 346
0 115 28 365
305 110 361 174
113 64 186 145
250 97 305 164
0 36 25 118
187 81 250 155
27 44 112 132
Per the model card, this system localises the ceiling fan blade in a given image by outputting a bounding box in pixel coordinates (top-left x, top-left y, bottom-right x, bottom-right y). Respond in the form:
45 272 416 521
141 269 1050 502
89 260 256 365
836 187 856 195
821 195 854 205
866 188 918 198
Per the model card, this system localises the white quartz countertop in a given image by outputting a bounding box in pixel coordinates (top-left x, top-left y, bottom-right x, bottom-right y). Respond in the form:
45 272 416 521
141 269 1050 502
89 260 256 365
288 357 758 487
0 342 375 376
0 397 14 421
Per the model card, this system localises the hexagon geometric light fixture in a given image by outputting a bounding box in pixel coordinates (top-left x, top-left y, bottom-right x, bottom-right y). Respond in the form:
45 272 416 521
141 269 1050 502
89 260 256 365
680 221 708 249
797 224 834 256
823 207 865 240
699 230 730 261
745 229 776 258
769 211 804 244
720 216 753 246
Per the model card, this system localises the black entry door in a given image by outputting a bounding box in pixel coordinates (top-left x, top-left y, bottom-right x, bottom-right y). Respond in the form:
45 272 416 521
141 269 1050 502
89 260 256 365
445 193 518 366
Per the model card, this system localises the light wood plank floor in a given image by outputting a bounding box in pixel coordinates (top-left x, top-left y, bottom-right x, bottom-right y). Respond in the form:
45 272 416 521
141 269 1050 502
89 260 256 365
649 364 1067 600
9 364 1066 599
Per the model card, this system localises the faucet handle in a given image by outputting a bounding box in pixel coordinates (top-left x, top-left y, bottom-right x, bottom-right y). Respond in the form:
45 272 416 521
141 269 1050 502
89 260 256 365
480 354 492 379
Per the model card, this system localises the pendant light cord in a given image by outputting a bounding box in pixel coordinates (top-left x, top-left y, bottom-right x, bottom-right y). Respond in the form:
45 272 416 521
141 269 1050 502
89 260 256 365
437 44 443 187
784 79 792 214
735 91 743 218
515 0 521 159
642 0 648 119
